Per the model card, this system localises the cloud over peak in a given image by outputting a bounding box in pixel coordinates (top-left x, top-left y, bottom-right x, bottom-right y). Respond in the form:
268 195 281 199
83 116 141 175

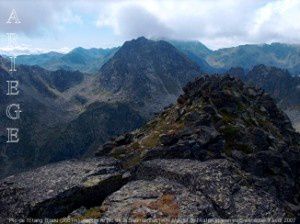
0 0 299 50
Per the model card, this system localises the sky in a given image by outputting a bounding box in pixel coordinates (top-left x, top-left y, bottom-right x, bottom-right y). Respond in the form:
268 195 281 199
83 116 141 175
0 0 299 55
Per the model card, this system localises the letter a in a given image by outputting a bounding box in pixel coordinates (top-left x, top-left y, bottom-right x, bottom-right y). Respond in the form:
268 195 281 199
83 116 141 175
6 9 21 24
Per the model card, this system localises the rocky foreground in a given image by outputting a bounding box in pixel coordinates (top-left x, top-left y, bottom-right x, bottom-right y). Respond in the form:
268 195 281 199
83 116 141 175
1 75 299 223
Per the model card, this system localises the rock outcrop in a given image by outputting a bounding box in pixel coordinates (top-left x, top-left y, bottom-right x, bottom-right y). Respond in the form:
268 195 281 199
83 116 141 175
95 75 300 221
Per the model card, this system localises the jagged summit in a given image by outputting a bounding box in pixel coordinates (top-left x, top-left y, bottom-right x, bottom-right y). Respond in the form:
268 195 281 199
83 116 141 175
103 74 299 161
122 36 148 45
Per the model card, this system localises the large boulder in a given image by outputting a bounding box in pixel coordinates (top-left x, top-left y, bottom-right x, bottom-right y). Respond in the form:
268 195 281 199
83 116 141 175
0 157 129 222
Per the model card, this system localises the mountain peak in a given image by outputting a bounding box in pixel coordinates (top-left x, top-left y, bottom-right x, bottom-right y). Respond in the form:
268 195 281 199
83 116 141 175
70 47 86 54
121 36 150 48
135 36 148 42
97 37 201 116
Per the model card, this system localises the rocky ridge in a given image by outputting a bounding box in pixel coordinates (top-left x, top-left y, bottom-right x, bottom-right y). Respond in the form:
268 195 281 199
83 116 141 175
0 75 299 222
95 74 300 221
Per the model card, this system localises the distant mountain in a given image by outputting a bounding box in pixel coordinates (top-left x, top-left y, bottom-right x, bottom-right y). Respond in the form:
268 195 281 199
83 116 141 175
165 40 219 74
15 41 300 76
168 40 212 58
16 51 63 67
37 37 202 162
36 102 144 165
168 41 300 75
208 43 300 74
227 65 300 108
96 37 201 116
16 47 118 73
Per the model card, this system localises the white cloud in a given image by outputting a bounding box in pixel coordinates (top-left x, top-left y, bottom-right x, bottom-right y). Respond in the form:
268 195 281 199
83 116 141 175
0 0 82 36
250 0 300 43
0 44 71 56
95 0 300 49
59 9 83 26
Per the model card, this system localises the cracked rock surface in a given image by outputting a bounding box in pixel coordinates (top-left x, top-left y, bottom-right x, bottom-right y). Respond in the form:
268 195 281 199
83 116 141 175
100 177 218 222
135 159 285 219
98 159 285 221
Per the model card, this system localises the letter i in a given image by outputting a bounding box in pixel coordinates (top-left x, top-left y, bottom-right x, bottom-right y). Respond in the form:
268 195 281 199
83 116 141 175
9 56 17 72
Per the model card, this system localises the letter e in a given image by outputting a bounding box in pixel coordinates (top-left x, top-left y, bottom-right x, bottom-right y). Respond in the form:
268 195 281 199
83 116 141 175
7 80 19 95
7 128 19 143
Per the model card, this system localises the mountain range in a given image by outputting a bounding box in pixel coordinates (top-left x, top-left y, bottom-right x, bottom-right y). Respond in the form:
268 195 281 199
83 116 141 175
172 41 300 75
15 40 300 76
1 35 300 222
227 65 300 108
0 56 88 176
1 37 300 180
16 47 119 73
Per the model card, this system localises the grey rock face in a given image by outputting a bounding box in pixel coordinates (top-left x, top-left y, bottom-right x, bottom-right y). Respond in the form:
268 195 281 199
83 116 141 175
134 159 285 219
0 157 129 221
96 159 285 222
